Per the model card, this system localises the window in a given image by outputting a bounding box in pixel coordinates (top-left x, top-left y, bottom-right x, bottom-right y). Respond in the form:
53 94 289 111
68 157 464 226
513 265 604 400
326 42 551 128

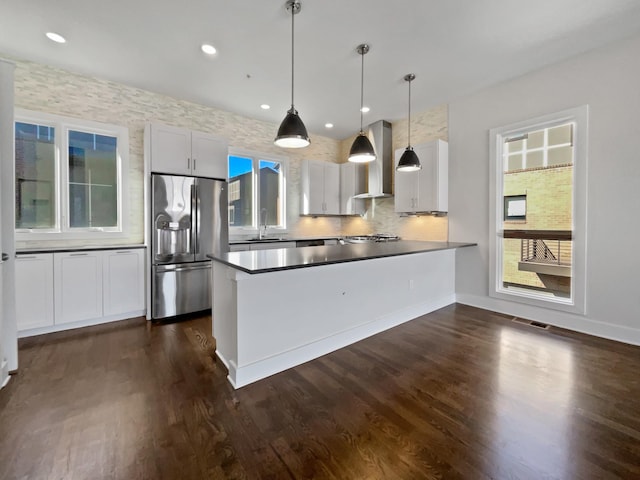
15 109 129 239
228 149 287 232
489 106 588 314
504 124 574 172
504 195 527 221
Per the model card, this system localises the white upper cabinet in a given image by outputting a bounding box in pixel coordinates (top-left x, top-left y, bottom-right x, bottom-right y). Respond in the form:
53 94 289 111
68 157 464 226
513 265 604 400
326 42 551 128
148 123 191 175
147 123 227 179
340 163 365 216
394 139 448 213
190 130 228 179
301 160 340 215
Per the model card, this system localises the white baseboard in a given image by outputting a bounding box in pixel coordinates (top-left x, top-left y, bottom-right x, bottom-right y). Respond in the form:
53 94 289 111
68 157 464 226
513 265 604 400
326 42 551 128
17 309 146 338
230 294 456 389
456 293 640 346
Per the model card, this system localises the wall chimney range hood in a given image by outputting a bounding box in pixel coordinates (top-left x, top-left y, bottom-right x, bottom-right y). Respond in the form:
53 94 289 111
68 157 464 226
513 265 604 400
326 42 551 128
353 120 393 199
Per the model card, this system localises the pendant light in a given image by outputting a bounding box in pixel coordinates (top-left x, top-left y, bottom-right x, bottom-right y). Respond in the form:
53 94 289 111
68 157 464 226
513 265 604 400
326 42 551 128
348 44 376 163
396 73 422 172
274 0 310 148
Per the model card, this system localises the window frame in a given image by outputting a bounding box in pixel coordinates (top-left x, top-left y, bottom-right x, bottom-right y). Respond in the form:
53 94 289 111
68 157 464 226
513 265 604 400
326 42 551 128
504 194 527 222
15 109 129 241
227 147 288 235
489 106 588 314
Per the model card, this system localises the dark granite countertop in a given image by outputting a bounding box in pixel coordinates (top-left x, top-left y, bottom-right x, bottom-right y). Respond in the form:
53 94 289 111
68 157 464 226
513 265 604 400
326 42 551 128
16 245 146 254
208 241 476 274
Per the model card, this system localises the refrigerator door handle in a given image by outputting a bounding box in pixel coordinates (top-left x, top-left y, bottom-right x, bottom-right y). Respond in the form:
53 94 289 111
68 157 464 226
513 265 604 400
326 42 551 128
192 183 199 255
155 263 211 273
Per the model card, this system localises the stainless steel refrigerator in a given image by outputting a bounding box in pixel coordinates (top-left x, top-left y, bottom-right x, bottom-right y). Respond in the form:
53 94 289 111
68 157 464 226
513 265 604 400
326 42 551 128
151 174 228 319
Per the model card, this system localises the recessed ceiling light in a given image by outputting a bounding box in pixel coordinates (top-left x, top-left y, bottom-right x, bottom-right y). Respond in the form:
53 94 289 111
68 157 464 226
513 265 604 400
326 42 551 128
46 32 66 44
360 106 370 113
260 104 271 110
325 123 334 129
201 44 217 55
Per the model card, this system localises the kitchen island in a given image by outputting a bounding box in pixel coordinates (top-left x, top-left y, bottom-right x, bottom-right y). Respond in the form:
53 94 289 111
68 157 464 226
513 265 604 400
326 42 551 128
209 241 474 388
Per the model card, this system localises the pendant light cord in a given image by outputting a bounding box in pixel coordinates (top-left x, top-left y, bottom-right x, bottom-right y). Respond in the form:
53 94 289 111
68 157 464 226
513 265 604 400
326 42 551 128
290 3 295 109
407 77 412 147
359 49 364 133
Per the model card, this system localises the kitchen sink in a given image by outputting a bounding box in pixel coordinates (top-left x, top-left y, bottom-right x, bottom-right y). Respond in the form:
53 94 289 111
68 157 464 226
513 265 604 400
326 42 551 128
246 237 287 242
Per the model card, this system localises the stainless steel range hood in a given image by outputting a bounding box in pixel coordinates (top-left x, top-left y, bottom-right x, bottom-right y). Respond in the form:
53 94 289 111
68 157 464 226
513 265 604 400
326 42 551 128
353 120 393 199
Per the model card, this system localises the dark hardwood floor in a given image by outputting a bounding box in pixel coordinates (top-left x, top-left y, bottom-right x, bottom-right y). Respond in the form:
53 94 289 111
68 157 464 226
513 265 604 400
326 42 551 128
1 304 639 479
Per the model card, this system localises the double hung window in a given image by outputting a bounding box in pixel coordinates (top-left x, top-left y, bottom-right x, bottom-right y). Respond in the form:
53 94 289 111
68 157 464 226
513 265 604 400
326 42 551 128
227 149 287 233
15 109 129 239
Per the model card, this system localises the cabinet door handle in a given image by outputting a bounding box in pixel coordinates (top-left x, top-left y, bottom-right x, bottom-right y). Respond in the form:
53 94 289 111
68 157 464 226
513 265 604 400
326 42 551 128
193 158 197 170
115 251 131 254
70 253 88 256
187 158 191 169
17 255 37 259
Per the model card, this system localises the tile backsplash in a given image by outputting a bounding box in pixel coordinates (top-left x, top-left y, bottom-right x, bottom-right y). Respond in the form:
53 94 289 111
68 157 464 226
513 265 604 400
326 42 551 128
11 56 448 247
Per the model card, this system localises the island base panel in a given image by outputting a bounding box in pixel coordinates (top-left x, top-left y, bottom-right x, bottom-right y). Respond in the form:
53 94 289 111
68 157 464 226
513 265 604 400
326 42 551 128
213 249 456 388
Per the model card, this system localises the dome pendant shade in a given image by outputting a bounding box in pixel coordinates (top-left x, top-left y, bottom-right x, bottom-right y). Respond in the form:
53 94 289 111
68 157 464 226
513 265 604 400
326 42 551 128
275 107 310 148
396 73 421 172
349 43 376 163
396 146 421 172
349 132 376 163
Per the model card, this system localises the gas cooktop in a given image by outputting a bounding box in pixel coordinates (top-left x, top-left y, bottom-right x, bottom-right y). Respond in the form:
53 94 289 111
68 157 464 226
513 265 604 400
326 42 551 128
343 234 401 244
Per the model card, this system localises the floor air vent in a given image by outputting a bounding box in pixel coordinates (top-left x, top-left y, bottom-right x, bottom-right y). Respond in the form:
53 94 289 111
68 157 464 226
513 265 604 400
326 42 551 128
511 317 550 330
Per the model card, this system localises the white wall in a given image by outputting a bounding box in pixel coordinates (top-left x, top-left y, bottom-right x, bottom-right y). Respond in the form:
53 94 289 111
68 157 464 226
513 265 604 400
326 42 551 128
449 34 640 345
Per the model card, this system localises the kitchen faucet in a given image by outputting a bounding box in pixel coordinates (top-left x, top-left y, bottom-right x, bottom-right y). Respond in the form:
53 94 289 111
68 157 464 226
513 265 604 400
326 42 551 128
259 208 267 240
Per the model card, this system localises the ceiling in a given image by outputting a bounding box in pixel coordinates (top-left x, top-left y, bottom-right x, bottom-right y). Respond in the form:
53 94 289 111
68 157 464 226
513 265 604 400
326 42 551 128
2 0 640 140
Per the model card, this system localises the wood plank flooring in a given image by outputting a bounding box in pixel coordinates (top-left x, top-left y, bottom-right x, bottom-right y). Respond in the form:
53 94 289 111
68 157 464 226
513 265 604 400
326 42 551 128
1 304 639 479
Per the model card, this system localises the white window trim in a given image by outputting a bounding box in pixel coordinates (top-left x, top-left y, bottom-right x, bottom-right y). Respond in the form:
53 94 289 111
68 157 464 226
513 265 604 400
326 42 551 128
489 106 588 315
228 147 288 236
15 108 129 241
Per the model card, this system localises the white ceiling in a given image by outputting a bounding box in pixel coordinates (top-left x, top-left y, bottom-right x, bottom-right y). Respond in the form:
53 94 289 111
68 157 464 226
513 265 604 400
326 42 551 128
2 0 640 140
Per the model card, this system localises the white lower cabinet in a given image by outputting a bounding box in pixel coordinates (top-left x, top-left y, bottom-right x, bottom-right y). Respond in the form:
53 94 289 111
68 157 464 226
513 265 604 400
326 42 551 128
15 254 54 330
16 248 145 335
54 252 103 325
103 249 145 316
